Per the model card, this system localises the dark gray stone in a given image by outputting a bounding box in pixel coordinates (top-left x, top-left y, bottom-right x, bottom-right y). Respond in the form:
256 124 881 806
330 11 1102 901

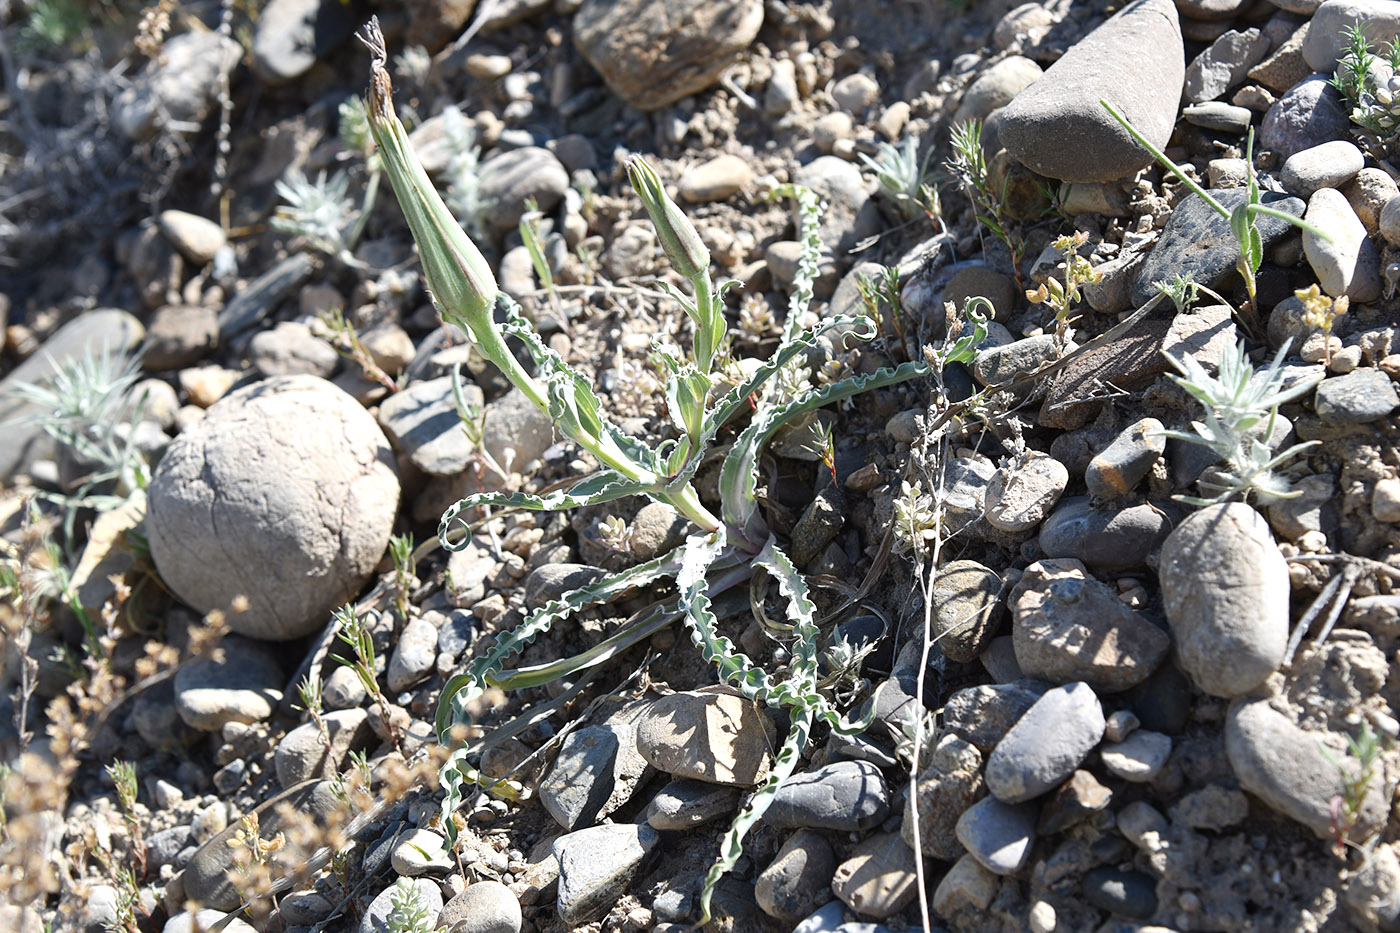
1314 369 1400 425
553 823 658 925
1037 497 1173 571
1131 188 1305 306
1083 867 1157 919
766 760 889 832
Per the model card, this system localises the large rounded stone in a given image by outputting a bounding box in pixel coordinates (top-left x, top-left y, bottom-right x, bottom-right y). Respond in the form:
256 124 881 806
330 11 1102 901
1158 503 1288 697
997 0 1184 182
573 0 764 111
146 375 399 640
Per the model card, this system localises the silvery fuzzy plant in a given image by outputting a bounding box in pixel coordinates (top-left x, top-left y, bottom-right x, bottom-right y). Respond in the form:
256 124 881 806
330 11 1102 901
359 19 985 921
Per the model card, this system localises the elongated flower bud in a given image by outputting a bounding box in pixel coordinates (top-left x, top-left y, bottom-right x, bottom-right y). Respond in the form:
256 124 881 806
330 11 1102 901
626 156 709 280
360 19 497 335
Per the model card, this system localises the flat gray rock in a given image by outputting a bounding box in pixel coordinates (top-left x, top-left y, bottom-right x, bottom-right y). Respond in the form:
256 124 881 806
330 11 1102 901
1131 188 1305 306
1315 369 1400 424
173 635 284 732
955 796 1039 875
378 377 484 477
985 681 1105 803
553 823 658 925
766 760 890 832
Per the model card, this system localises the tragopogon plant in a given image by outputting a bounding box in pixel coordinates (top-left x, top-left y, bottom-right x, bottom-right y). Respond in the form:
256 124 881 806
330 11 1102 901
360 18 985 922
1159 339 1321 506
1102 100 1331 337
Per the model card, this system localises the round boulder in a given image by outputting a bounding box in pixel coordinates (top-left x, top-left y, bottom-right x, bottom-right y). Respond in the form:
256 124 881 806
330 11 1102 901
146 375 399 640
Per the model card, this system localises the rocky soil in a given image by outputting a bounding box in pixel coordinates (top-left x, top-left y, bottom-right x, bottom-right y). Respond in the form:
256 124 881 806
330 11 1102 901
4 0 1400 932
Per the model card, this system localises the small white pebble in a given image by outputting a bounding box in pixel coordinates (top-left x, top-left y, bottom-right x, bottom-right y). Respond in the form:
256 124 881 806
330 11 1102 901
1029 899 1056 933
1372 478 1400 523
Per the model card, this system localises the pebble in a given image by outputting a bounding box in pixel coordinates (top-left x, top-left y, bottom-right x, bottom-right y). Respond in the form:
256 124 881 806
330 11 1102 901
792 156 883 253
941 456 1000 537
390 827 453 875
1038 497 1173 571
635 691 774 785
1037 769 1113 835
1185 28 1270 102
481 387 557 475
1085 417 1166 498
173 635 283 731
831 72 880 113
930 560 1004 663
157 210 227 265
386 615 438 692
553 823 658 925
932 853 999 917
360 877 443 933
1281 141 1365 198
273 707 371 788
1012 558 1169 693
767 59 800 115
248 321 339 378
478 147 570 234
1100 729 1172 781
183 780 343 910
986 681 1105 803
1181 100 1254 132
955 796 1039 875
830 831 920 919
1315 368 1400 424
572 0 763 110
1249 23 1311 94
970 334 1059 387
1131 187 1305 306
984 452 1069 533
1170 783 1250 831
755 830 837 923
1158 503 1291 697
1345 167 1398 233
1083 867 1157 919
1373 478 1400 523
811 112 855 154
1104 709 1141 743
439 880 523 933
539 724 622 830
179 365 240 408
280 889 334 924
114 31 242 139
767 760 889 831
790 486 846 568
1259 74 1351 159
941 264 1019 323
1304 187 1382 301
997 0 1184 182
1228 695 1389 840
1302 0 1400 72
251 0 354 85
1380 196 1400 247
323 664 368 709
953 56 1043 124
902 733 984 859
645 778 740 830
943 681 1049 752
165 910 256 933
679 154 753 203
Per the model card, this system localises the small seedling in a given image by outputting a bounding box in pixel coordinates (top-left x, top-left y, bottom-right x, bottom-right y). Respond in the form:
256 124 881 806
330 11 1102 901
332 605 402 756
1157 339 1321 506
855 266 908 359
736 293 779 340
859 134 939 223
892 480 940 557
105 759 145 878
947 119 1025 278
389 532 418 622
596 515 634 554
1331 23 1400 157
1102 99 1332 337
1321 720 1385 858
317 306 398 391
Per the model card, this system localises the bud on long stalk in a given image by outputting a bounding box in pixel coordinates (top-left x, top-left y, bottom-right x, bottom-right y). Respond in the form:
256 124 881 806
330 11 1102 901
359 20 546 411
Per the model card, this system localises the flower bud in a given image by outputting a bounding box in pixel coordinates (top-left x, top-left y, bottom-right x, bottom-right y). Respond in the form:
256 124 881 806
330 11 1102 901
363 30 497 335
626 156 710 280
